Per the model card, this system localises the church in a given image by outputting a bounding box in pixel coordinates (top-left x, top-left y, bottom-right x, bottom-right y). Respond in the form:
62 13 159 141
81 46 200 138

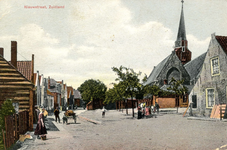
143 1 206 108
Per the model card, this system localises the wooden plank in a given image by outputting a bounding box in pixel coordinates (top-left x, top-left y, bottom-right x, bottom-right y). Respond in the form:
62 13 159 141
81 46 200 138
19 105 30 109
2 129 6 150
14 97 30 101
0 85 33 89
0 68 16 71
183 103 190 117
0 73 21 76
0 64 9 67
0 89 29 94
0 77 26 80
210 105 217 118
18 101 29 104
0 81 32 85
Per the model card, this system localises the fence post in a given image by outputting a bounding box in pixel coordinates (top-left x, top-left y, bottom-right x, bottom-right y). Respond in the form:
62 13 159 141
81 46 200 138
2 129 6 150
220 105 222 120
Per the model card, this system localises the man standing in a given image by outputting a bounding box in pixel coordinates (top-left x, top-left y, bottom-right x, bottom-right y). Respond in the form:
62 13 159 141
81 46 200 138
155 102 160 114
54 107 60 123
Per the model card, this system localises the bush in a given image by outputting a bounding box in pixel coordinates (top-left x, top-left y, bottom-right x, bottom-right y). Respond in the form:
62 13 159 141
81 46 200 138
0 99 16 149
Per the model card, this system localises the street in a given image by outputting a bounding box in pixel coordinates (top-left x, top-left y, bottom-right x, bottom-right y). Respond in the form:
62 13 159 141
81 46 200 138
18 108 227 150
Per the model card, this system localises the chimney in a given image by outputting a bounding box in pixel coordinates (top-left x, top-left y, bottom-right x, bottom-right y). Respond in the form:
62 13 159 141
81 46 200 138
48 76 50 89
32 54 35 84
0 48 3 57
11 41 17 69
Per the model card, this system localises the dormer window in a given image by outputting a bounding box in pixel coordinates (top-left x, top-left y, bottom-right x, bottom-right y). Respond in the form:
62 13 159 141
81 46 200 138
210 57 220 76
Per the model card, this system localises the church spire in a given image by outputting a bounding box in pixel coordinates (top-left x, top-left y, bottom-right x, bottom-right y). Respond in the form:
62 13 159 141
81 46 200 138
175 0 187 47
174 0 191 65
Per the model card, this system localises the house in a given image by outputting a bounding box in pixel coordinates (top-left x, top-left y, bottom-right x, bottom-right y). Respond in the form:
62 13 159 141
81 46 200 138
73 89 81 107
34 72 48 108
57 80 65 106
0 42 35 130
46 89 54 110
67 86 74 106
48 77 61 109
189 34 227 117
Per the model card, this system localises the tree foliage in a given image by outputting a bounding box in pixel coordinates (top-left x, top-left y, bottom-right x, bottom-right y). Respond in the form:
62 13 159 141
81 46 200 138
167 77 188 96
112 66 144 99
104 82 127 104
78 79 107 103
0 99 16 149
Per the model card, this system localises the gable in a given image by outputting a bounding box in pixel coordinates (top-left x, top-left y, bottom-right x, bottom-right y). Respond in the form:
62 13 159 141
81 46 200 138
144 54 171 85
0 55 34 111
156 52 190 86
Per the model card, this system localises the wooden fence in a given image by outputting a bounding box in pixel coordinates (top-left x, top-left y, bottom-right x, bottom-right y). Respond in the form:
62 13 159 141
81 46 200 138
2 111 29 149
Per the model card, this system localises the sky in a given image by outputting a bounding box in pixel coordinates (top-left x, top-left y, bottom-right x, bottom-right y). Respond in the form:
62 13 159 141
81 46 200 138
0 0 227 89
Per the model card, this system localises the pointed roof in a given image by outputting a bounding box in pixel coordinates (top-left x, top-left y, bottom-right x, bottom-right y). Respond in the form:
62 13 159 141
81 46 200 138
184 52 207 81
176 1 186 42
9 61 33 81
0 55 34 110
216 35 227 54
144 54 171 85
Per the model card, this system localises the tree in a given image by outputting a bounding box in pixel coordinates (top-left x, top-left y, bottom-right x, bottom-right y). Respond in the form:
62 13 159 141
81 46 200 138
167 77 188 113
78 79 107 104
104 82 128 113
112 66 147 117
0 99 16 149
143 84 161 103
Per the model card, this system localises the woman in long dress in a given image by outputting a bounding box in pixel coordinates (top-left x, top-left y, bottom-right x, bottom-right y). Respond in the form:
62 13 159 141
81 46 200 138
34 108 47 139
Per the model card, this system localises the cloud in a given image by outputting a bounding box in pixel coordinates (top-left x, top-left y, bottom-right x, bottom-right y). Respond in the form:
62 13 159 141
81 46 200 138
0 0 213 89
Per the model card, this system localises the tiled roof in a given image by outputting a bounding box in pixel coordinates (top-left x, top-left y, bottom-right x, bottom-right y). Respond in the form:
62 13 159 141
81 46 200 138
184 52 207 80
216 36 227 54
9 61 33 81
47 89 54 96
144 54 171 85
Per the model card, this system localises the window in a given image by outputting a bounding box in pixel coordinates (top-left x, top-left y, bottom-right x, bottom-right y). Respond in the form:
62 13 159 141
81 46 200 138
206 88 215 108
211 57 220 76
183 95 187 103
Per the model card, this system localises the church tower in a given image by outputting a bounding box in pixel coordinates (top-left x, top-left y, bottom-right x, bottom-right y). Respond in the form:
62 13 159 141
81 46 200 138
174 0 191 65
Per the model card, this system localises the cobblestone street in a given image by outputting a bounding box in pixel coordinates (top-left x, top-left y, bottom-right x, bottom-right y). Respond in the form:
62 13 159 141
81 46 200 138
18 108 227 150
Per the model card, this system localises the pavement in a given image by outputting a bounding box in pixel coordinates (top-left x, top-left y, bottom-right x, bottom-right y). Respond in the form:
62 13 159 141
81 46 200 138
10 107 227 150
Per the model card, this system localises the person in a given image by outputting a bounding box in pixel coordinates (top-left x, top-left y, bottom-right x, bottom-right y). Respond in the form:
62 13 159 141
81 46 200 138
102 106 107 118
155 102 160 114
54 107 60 123
34 108 47 140
34 105 40 122
62 111 68 124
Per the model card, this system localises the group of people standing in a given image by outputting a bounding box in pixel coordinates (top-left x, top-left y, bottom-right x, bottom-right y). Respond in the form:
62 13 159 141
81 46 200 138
137 102 160 119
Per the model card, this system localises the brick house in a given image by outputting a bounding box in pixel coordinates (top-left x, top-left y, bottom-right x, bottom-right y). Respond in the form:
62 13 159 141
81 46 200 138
189 34 227 117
